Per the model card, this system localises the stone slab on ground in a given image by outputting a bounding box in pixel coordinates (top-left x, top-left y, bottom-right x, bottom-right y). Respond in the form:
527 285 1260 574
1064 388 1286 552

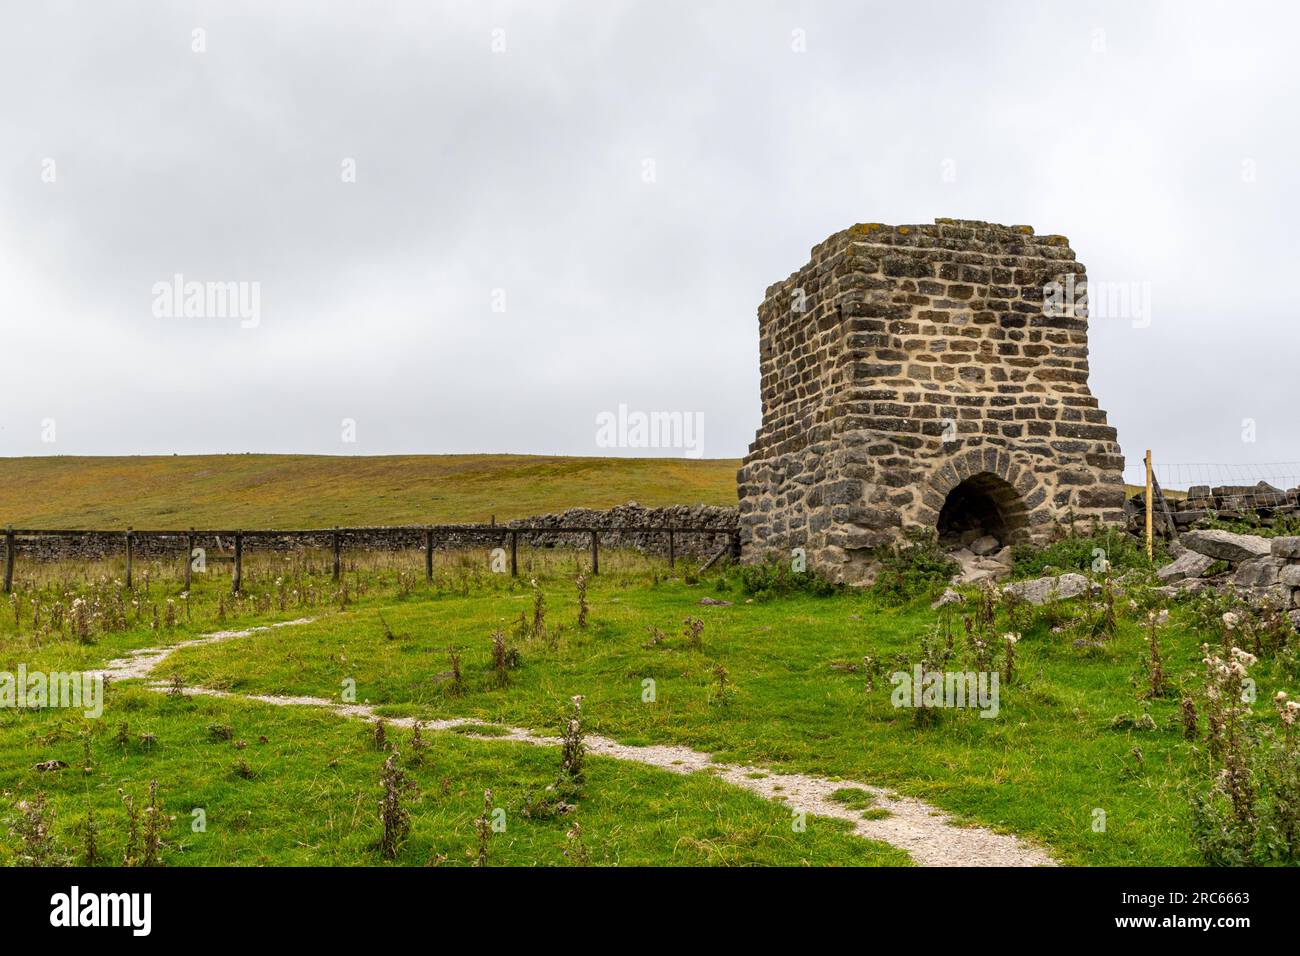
1002 572 1095 606
1181 529 1271 563
1156 550 1214 583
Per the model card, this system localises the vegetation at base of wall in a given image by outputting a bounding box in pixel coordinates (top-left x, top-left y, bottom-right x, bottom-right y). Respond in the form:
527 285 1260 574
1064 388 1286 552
1200 511 1300 539
1010 528 1165 580
737 558 841 600
868 530 957 603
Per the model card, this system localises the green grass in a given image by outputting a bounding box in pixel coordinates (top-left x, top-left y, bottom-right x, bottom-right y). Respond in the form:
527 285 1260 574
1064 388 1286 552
0 454 739 529
0 687 906 866
133 567 1300 867
4 548 1297 867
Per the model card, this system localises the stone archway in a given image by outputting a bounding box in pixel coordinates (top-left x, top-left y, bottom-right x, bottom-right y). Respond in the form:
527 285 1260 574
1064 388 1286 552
936 472 1029 550
914 448 1045 551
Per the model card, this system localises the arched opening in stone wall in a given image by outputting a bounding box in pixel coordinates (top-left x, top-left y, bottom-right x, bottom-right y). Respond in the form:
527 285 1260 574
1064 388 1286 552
936 472 1029 551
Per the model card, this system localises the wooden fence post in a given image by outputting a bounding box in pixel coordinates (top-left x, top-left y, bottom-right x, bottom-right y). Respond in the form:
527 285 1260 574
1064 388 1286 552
1144 449 1154 561
233 530 243 594
125 528 134 589
509 530 518 577
667 528 675 568
425 527 433 582
185 529 195 590
2 526 13 594
332 527 341 582
590 530 599 575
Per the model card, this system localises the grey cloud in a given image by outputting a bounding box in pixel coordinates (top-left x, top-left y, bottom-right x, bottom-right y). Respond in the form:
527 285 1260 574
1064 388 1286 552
1 0 1297 486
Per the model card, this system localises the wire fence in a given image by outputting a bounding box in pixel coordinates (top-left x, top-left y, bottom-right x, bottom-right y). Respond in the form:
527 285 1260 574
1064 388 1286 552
1145 460 1300 531
1 523 742 594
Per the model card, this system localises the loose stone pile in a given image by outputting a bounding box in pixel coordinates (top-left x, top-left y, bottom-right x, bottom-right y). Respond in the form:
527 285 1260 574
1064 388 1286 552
1157 528 1300 624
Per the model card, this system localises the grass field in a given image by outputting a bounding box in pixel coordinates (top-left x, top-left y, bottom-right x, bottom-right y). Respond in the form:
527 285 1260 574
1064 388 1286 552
2 544 1296 867
0 454 740 529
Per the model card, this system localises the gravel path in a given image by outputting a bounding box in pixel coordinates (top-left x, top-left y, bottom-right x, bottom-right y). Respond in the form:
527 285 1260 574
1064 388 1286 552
101 620 1057 867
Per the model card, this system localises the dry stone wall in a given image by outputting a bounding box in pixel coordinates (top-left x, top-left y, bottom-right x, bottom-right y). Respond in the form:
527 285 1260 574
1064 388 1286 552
6 503 738 564
738 218 1126 584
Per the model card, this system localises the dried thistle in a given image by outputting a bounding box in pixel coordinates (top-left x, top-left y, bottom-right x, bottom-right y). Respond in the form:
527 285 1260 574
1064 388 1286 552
379 752 410 860
141 780 163 867
563 821 591 865
492 629 509 688
560 696 586 786
474 788 494 866
530 579 546 639
447 646 463 695
710 663 733 705
409 721 428 767
80 808 99 867
9 792 61 866
121 790 140 866
1181 697 1199 741
575 573 589 629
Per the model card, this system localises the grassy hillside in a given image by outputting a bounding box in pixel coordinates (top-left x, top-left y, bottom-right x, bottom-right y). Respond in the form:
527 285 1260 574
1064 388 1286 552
0 455 741 529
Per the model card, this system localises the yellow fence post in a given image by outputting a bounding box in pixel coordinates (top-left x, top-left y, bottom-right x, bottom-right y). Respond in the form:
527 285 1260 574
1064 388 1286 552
1145 449 1154 560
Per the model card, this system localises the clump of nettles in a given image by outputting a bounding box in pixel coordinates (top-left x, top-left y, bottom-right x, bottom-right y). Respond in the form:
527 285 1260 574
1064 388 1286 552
738 555 841 601
379 752 411 860
575 573 589 629
867 530 957 603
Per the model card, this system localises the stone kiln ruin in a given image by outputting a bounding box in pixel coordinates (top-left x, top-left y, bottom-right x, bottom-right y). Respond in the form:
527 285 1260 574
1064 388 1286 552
738 218 1126 584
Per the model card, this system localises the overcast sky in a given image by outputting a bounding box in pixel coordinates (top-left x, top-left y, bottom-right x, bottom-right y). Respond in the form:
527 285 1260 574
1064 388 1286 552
2 0 1296 486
